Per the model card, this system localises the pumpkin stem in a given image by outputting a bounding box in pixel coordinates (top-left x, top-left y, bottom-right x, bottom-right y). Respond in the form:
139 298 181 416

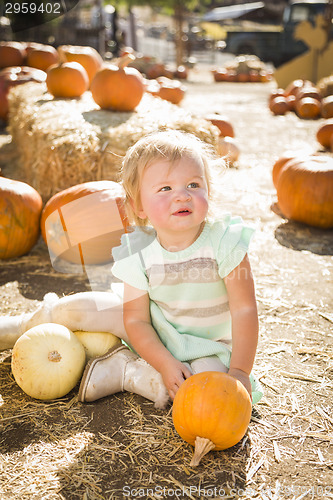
48 350 62 362
190 436 216 466
57 46 67 64
117 54 135 69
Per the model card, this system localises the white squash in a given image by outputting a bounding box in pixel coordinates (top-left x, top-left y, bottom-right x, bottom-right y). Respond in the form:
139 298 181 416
11 323 86 400
74 330 121 359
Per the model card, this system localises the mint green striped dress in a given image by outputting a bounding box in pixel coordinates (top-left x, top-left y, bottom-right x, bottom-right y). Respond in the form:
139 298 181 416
112 214 263 404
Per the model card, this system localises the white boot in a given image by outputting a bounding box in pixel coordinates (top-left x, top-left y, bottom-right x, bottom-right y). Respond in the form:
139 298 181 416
0 291 129 351
0 293 58 350
78 344 170 409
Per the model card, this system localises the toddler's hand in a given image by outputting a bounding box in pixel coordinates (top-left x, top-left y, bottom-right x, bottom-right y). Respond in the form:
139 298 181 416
228 368 252 401
160 359 192 400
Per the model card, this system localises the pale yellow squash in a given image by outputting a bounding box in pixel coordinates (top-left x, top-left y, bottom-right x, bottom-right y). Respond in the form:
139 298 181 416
11 323 86 400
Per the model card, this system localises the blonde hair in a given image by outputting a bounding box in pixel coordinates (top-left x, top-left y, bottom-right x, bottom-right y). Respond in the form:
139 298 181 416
120 129 224 227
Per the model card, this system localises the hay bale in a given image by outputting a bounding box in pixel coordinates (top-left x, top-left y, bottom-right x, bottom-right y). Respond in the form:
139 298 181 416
7 82 219 201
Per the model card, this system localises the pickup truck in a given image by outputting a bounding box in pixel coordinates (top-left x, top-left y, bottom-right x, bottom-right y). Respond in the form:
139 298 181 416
221 0 333 67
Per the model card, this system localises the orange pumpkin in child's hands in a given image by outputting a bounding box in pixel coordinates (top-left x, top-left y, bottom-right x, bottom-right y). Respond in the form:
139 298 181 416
172 371 252 466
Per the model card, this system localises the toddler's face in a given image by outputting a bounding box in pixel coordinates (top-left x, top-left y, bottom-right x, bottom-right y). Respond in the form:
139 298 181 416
136 155 209 241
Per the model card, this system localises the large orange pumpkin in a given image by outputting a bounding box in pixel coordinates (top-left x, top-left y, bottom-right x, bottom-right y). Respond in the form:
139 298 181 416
40 181 130 266
316 120 333 149
172 372 252 466
272 151 316 188
27 45 59 72
276 156 333 229
0 66 46 121
90 55 144 112
46 62 89 98
0 178 43 259
0 41 26 68
58 45 103 85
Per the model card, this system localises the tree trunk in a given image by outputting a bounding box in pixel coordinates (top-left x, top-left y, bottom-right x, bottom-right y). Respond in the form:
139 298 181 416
174 1 185 66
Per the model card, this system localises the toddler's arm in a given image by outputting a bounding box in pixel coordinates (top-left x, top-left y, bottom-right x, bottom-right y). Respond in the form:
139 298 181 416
224 254 259 398
123 283 192 400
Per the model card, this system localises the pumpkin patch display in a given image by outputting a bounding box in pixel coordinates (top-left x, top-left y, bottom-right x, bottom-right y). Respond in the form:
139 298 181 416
275 156 333 229
46 61 89 98
40 180 130 266
0 66 46 121
90 55 145 112
11 323 86 400
172 372 252 466
0 178 43 259
212 55 272 83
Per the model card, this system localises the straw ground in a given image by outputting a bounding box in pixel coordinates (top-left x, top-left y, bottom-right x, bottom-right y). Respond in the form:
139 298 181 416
1 70 333 499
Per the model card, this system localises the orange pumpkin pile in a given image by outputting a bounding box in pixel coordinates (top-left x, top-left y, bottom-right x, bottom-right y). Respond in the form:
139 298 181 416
269 79 333 119
212 55 272 83
272 154 333 229
172 372 252 466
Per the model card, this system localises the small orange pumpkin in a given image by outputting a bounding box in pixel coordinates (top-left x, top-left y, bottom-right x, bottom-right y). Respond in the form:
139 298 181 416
90 55 144 112
316 120 333 148
269 96 289 115
212 68 228 82
58 45 103 85
46 62 89 98
295 87 321 102
151 77 186 105
295 97 321 119
40 181 130 266
172 372 252 466
0 41 26 68
284 79 312 98
27 45 59 72
276 156 333 228
205 114 235 138
0 178 43 259
321 96 333 119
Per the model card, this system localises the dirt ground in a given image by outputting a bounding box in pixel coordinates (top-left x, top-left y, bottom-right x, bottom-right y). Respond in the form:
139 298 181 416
0 69 333 499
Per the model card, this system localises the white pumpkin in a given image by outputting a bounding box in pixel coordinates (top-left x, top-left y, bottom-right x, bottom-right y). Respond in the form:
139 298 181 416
74 330 121 359
11 323 86 400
